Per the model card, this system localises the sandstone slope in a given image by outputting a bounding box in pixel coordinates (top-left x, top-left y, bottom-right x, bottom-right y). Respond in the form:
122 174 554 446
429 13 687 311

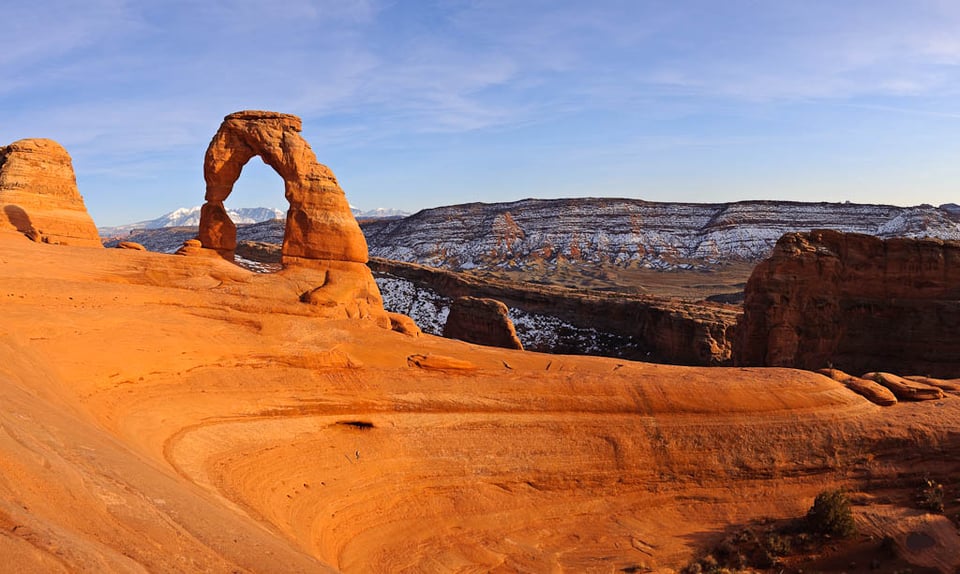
2 232 960 572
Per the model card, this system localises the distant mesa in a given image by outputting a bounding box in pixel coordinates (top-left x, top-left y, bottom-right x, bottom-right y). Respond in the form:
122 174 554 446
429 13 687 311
735 230 960 377
0 138 102 247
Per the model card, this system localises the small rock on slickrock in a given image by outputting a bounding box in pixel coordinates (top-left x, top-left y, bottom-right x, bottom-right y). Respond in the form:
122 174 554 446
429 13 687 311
817 368 897 406
905 376 960 393
406 354 476 371
862 372 944 401
443 296 523 350
0 139 102 247
388 312 421 337
116 241 147 251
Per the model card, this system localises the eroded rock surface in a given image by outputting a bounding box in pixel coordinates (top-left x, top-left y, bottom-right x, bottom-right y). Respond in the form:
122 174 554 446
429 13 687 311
443 296 524 350
0 139 102 247
736 230 960 377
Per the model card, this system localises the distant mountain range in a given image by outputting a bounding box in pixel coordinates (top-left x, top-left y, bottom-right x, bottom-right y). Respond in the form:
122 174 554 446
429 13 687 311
362 198 960 270
98 205 408 237
104 198 960 273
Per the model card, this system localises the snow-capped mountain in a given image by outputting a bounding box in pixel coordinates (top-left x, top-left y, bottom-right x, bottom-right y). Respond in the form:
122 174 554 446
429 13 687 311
351 207 410 219
99 206 284 236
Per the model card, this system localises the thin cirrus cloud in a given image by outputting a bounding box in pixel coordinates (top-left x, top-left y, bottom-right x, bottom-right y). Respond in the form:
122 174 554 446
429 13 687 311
2 0 960 225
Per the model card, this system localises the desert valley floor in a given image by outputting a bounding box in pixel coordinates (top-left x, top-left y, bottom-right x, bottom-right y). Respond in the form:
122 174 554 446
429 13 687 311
1 232 960 572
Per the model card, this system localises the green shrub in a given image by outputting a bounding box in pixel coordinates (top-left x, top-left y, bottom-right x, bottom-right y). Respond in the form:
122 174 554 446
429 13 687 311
807 489 856 538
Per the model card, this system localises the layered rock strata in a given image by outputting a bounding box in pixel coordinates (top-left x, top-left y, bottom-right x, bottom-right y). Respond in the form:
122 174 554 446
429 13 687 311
443 296 524 350
362 198 960 271
0 139 102 247
736 230 960 377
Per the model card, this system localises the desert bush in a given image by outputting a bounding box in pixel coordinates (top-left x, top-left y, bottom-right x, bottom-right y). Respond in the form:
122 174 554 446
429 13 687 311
807 489 856 538
918 478 944 513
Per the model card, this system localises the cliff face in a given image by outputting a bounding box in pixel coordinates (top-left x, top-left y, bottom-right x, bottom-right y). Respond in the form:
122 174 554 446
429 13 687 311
370 258 739 366
735 230 960 377
362 198 960 271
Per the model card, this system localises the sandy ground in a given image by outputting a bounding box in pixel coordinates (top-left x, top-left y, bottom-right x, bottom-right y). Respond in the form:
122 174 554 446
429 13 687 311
0 231 958 573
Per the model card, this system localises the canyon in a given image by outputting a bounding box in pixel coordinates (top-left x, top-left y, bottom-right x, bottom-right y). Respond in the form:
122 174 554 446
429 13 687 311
4 120 957 571
106 197 960 366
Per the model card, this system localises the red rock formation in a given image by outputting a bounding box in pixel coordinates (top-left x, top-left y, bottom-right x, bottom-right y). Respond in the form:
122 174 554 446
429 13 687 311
198 111 387 323
0 139 102 247
201 111 366 264
736 230 960 377
443 296 524 350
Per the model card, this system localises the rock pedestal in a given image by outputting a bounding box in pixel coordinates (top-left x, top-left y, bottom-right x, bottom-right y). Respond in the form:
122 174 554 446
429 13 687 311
0 139 102 247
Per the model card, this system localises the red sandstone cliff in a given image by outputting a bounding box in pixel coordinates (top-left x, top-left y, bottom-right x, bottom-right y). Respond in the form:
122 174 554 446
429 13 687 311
735 230 960 377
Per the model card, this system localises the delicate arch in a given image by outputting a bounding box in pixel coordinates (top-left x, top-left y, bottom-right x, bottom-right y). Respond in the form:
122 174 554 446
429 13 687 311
199 110 368 265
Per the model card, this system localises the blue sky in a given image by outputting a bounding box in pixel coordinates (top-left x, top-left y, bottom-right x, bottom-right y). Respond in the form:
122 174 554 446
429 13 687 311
2 0 960 226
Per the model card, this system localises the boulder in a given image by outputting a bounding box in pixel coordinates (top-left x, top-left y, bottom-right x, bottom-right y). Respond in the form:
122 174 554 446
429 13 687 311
904 376 960 393
816 368 897 406
862 372 944 401
443 296 523 350
116 241 146 251
0 139 102 247
406 354 476 371
388 312 422 337
735 230 960 377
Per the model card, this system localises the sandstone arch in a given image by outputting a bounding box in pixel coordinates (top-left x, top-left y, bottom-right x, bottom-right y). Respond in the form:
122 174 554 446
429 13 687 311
198 111 388 324
199 110 367 265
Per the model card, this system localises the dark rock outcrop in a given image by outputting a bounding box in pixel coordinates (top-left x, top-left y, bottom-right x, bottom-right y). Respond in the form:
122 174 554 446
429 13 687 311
736 230 960 377
371 258 738 365
0 139 102 247
443 296 523 350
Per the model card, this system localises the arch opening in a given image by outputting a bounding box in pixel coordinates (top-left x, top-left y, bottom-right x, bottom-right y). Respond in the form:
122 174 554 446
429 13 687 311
222 157 285 272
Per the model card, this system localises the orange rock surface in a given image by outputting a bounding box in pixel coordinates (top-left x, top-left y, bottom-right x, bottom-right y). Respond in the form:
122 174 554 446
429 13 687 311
0 232 959 572
0 139 102 247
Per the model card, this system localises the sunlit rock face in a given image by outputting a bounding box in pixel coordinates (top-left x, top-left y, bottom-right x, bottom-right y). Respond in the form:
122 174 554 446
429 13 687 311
0 138 102 247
